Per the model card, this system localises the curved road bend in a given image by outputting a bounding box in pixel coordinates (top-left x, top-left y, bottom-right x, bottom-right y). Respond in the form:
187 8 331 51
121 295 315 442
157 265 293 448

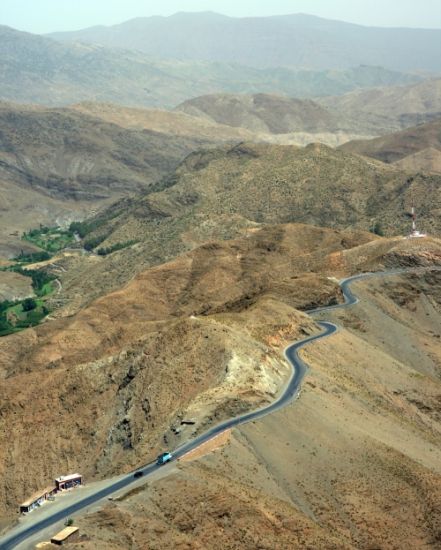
1 267 438 549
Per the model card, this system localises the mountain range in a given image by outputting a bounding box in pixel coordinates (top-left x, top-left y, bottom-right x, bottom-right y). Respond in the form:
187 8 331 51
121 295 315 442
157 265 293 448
2 74 440 259
49 12 441 72
0 25 429 109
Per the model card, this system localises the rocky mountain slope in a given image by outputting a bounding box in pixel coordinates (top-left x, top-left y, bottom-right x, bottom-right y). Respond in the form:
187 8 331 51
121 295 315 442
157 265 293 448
0 227 440 548
340 118 441 174
0 103 208 200
76 142 441 246
72 264 441 550
0 102 213 257
394 147 441 174
320 78 441 134
0 225 439 528
48 12 441 72
0 25 425 108
44 141 441 314
174 91 417 140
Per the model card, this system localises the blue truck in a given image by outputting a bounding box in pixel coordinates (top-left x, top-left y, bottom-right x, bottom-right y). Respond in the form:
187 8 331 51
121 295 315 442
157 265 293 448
156 452 173 465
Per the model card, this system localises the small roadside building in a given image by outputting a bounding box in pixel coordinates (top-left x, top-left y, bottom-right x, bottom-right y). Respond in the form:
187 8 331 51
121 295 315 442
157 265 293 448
19 486 56 513
50 526 79 545
55 473 82 491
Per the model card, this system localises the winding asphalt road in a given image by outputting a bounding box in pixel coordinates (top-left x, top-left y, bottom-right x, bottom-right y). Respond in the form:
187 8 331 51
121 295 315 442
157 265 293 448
0 267 434 549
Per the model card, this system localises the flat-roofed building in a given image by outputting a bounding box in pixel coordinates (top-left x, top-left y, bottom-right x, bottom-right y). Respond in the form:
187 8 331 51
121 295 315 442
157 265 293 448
54 473 82 491
19 486 56 513
50 526 79 545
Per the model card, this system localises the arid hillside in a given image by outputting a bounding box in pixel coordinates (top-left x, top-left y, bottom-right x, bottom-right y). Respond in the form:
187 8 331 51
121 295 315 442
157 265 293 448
0 102 210 201
71 102 255 141
0 222 358 519
0 102 214 257
75 143 440 252
43 141 441 313
175 93 340 134
320 78 441 134
2 225 440 525
73 99 374 148
70 265 441 550
340 118 441 174
1 230 440 548
175 85 441 144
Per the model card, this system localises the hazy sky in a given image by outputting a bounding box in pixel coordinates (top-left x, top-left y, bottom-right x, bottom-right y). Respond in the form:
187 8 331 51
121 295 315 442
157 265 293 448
1 0 441 33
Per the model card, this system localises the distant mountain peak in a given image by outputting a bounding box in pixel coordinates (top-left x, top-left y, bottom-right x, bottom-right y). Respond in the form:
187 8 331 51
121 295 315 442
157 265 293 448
169 11 229 19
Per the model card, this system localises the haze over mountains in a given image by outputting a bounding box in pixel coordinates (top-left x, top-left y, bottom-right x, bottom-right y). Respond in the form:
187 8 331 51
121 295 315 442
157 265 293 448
0 22 433 109
49 12 441 72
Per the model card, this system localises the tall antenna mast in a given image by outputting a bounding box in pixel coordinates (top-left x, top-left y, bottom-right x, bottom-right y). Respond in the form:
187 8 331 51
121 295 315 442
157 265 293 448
407 204 426 238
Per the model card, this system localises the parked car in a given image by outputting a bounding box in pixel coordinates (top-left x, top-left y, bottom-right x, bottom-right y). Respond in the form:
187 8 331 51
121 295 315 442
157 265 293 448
156 452 173 465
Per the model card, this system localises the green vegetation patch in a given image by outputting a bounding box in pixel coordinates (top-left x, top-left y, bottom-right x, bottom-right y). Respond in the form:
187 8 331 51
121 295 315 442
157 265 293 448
369 221 384 236
0 297 50 336
70 215 126 251
0 262 56 336
0 227 62 336
23 226 75 253
7 266 56 297
83 234 109 251
14 250 52 264
70 209 122 239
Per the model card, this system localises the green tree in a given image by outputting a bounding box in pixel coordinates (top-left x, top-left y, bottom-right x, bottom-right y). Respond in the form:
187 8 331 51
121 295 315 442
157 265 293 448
22 298 37 311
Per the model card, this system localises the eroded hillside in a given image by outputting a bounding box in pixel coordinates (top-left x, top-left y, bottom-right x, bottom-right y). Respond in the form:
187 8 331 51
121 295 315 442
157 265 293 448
0 102 210 201
340 118 441 175
0 226 440 526
36 244 441 550
0 102 213 257
175 93 340 134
